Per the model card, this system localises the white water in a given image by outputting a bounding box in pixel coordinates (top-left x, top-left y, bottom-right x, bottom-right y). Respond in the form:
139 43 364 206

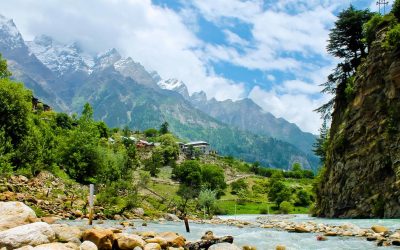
66 215 400 249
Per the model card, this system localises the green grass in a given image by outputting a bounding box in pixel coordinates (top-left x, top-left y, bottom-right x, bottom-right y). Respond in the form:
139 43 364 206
216 200 274 214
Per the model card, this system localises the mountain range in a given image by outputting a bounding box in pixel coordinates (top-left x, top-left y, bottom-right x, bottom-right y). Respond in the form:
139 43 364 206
0 14 319 170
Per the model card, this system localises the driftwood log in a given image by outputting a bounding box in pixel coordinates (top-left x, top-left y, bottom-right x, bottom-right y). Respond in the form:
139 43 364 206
185 236 234 250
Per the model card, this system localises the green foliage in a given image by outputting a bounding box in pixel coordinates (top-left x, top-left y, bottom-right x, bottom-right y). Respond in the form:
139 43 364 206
158 134 179 166
344 76 356 100
313 120 329 164
0 129 13 175
172 160 202 188
230 178 248 194
0 53 11 79
144 128 158 137
279 201 293 214
0 79 32 148
144 147 164 177
295 189 312 207
159 121 169 135
392 0 400 21
55 113 73 129
198 188 217 216
201 164 226 196
317 6 373 121
384 24 400 49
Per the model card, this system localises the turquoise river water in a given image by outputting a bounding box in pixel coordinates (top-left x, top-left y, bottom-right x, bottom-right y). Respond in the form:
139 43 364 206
66 214 400 250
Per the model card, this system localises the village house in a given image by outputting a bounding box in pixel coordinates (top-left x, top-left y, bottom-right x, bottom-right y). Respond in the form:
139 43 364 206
179 141 210 157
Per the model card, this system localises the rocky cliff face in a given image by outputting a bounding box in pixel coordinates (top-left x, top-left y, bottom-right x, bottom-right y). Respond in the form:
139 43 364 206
316 30 400 218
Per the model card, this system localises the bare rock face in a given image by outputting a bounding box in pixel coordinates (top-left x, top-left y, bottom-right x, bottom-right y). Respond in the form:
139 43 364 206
0 222 56 249
0 201 37 231
50 224 82 243
315 30 400 218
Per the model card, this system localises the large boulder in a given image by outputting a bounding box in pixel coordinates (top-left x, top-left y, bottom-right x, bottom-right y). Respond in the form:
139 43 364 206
157 232 185 247
79 241 98 250
0 222 55 249
0 201 37 231
208 243 241 250
50 224 82 243
115 233 145 250
82 229 114 250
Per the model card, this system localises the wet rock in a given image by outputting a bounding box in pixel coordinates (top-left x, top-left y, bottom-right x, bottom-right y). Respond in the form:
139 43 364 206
242 246 257 250
324 232 338 237
371 225 389 234
0 201 37 231
201 231 215 240
115 233 145 250
208 243 241 250
0 222 55 249
392 240 400 246
82 228 114 250
275 245 286 250
294 226 310 233
79 241 98 250
316 235 327 241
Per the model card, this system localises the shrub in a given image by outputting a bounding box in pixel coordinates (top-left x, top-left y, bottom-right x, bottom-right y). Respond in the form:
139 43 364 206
279 201 293 214
384 24 400 49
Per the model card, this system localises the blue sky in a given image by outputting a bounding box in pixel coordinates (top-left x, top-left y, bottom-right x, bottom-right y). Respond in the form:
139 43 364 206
0 0 394 133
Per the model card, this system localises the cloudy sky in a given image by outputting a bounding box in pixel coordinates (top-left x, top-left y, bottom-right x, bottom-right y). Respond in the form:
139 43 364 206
0 0 394 133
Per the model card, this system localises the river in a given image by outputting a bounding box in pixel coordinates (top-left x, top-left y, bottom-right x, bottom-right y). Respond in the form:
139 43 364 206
66 214 400 249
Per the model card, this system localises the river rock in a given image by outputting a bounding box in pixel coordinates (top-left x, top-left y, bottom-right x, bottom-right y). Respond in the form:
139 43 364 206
0 201 37 231
51 224 82 243
242 246 257 250
143 243 161 250
157 232 185 247
133 208 145 217
32 242 77 250
275 245 286 250
140 231 157 238
208 243 241 250
82 229 114 250
145 237 167 248
371 225 389 233
201 231 216 240
294 226 310 233
164 214 180 221
79 241 98 250
41 217 60 225
115 233 145 250
0 222 55 249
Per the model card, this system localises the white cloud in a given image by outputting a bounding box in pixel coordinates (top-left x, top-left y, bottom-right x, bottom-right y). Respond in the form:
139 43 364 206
249 85 330 134
0 0 246 101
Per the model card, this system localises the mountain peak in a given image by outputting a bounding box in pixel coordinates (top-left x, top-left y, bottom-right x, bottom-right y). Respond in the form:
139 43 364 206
95 48 122 68
191 91 207 103
158 78 190 99
33 35 53 47
0 14 25 50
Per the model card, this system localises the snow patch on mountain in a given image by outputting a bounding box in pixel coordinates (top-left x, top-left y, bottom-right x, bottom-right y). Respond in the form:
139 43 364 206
158 78 190 99
27 35 90 76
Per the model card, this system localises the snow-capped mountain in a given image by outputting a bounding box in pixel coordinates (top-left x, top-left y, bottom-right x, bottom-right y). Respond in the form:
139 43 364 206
27 35 91 77
158 78 190 99
114 57 158 88
0 15 25 50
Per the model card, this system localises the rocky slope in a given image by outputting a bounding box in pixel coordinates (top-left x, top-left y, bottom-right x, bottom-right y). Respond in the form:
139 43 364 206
315 29 400 218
